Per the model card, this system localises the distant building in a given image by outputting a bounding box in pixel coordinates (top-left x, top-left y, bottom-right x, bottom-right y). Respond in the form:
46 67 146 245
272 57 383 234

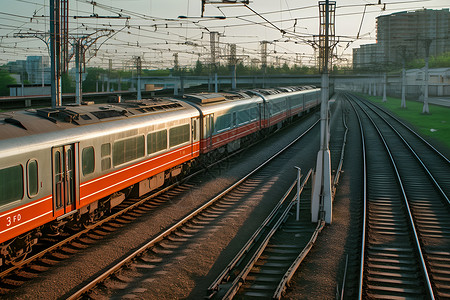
5 56 50 84
26 56 50 84
8 83 51 97
353 8 450 69
6 60 26 75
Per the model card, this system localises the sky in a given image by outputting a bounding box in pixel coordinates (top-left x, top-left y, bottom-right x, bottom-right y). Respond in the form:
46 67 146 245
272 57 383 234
0 0 448 69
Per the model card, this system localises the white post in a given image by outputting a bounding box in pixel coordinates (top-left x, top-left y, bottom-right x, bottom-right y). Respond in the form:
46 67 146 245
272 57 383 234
423 48 430 114
401 61 407 108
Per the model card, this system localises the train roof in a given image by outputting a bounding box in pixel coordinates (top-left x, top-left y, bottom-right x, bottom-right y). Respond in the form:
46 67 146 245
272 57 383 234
178 91 253 105
177 91 262 115
0 98 194 140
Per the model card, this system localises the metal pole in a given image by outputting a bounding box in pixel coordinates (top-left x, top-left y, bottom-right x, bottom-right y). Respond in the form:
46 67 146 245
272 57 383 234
50 0 62 108
401 48 407 108
423 39 431 114
231 64 236 90
382 73 387 102
214 73 218 93
295 167 302 221
312 0 334 224
75 40 82 104
136 56 142 100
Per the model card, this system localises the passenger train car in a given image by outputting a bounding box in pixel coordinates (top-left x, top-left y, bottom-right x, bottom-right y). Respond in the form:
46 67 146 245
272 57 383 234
0 86 319 267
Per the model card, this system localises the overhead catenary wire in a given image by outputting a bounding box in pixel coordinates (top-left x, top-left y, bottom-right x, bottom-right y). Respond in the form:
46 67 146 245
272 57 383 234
0 0 443 69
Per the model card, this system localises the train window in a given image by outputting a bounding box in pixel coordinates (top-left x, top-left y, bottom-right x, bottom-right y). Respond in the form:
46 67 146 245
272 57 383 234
250 107 258 120
237 110 247 125
215 114 231 132
113 136 145 166
27 160 38 197
148 129 167 154
101 143 111 157
101 158 111 171
169 124 190 148
0 165 23 205
82 147 95 175
101 143 111 171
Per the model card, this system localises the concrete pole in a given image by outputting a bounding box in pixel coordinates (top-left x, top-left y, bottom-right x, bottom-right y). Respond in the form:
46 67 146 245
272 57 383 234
422 56 429 113
214 73 218 93
382 73 387 102
422 39 431 114
75 41 82 105
231 64 237 90
312 0 333 224
173 81 178 96
137 74 141 100
180 76 184 96
41 57 45 87
401 59 407 108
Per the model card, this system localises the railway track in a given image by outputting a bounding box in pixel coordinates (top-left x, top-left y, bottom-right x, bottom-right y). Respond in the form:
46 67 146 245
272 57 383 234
206 169 325 299
346 93 450 299
206 96 350 300
0 177 200 294
66 120 320 299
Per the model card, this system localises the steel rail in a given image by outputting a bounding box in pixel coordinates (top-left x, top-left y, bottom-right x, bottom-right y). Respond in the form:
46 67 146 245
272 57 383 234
357 95 449 205
220 170 313 300
207 178 298 295
350 96 435 299
360 95 449 164
332 97 349 196
273 219 324 300
67 119 320 300
348 97 367 300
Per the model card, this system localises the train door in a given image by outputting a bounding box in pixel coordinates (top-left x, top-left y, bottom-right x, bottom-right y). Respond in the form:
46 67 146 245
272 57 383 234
191 117 200 156
204 114 214 150
52 143 79 217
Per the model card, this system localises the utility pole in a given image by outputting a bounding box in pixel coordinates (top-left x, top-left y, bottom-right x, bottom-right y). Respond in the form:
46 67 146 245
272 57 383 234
50 0 66 107
382 73 387 102
135 56 142 100
210 31 219 93
173 53 179 71
399 46 407 108
74 39 83 104
312 0 335 224
260 41 268 88
107 59 112 92
229 44 237 90
422 39 432 114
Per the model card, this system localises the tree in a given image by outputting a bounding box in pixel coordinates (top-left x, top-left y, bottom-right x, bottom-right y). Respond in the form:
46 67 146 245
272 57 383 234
61 72 75 93
0 68 17 96
193 59 203 75
83 67 104 92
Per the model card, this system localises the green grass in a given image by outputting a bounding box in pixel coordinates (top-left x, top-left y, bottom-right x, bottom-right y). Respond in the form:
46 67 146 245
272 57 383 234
362 95 450 151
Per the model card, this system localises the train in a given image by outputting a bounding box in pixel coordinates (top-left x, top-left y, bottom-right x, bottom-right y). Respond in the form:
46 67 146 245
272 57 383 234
0 86 320 267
